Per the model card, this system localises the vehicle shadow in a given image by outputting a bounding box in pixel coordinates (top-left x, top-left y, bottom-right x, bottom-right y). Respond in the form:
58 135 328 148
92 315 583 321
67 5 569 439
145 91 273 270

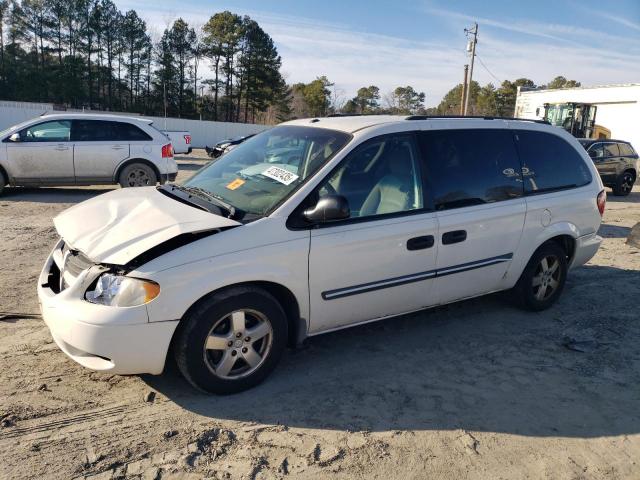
0 186 113 203
598 223 631 238
143 264 640 438
176 161 207 172
606 188 640 204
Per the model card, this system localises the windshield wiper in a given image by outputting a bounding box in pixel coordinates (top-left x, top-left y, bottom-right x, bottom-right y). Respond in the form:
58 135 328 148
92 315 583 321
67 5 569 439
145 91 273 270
166 184 241 219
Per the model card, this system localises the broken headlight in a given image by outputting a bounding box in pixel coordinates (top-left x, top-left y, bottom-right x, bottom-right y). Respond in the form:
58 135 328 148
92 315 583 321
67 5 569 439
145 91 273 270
85 273 160 307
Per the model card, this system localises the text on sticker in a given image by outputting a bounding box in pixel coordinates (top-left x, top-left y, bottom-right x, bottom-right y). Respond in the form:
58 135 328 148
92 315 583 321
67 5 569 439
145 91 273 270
262 166 299 186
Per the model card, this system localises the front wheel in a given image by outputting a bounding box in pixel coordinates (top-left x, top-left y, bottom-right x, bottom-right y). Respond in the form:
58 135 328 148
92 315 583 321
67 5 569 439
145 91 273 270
612 171 635 196
118 163 158 188
513 242 568 311
174 287 288 394
0 170 6 196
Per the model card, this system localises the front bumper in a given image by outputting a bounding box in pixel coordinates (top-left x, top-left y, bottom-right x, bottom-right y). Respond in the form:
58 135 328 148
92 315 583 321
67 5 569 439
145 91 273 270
38 241 179 375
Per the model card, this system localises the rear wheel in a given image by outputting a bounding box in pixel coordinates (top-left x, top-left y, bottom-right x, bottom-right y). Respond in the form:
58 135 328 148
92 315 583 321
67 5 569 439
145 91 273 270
612 170 635 196
118 163 158 188
513 242 568 311
174 287 287 394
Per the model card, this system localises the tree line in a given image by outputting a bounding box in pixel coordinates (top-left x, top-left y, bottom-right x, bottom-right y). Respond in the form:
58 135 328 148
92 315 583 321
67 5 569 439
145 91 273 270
0 1 288 123
432 75 581 116
306 75 580 118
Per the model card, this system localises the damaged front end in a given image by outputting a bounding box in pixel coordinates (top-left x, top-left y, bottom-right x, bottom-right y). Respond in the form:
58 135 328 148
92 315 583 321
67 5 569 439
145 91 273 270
45 228 227 302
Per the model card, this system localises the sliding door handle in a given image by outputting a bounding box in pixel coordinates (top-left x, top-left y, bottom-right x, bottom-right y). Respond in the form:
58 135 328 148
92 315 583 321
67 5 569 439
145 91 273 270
442 230 467 245
407 235 435 251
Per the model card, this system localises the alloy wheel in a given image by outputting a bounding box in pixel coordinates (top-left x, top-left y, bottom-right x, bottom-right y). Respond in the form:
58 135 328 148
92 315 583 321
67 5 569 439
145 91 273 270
127 168 151 187
203 309 273 379
621 173 634 194
531 255 561 301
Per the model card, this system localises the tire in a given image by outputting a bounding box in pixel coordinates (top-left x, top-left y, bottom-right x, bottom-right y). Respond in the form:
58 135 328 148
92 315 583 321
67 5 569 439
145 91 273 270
0 170 6 196
118 162 158 188
513 242 568 312
612 170 635 196
174 287 288 394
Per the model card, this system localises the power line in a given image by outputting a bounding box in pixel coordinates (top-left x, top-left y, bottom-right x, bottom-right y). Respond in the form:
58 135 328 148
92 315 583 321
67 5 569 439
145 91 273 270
476 55 501 84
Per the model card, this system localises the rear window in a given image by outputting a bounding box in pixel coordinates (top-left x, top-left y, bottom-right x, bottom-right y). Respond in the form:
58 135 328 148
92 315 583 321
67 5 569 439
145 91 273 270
419 129 523 210
514 130 591 194
113 122 152 141
619 143 636 156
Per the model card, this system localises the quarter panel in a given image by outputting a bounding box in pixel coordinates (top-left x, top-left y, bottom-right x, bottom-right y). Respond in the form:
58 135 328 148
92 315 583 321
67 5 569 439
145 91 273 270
504 186 602 287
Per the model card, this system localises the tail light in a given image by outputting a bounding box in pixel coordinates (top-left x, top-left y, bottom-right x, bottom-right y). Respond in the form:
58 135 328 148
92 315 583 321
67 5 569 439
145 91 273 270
597 189 606 216
162 143 173 158
184 134 191 145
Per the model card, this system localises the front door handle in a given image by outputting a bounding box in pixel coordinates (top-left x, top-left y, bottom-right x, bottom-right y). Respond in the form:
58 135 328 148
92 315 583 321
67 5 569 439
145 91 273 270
54 145 69 151
407 235 434 251
442 230 467 245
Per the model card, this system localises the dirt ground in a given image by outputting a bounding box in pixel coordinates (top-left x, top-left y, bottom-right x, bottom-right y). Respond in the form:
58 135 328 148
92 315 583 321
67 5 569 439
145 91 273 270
1 150 639 480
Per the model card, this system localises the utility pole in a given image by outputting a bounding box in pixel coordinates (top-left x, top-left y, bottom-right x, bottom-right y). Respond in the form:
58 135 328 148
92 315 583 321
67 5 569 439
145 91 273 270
199 85 204 121
163 81 167 130
463 22 478 116
460 64 469 115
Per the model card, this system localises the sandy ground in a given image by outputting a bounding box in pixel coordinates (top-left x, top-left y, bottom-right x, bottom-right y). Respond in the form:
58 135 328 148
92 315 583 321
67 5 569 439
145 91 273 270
1 150 639 479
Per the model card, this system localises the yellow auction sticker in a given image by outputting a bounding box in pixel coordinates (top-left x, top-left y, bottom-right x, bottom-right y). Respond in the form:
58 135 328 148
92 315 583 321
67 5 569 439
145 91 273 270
226 178 245 190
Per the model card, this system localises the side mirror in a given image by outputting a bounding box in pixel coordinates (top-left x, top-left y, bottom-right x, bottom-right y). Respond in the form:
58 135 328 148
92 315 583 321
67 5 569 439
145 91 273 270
8 133 20 142
303 195 350 223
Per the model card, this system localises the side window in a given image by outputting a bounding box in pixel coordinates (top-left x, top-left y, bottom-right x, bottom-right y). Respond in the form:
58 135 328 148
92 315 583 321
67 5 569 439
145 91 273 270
419 129 523 211
113 122 152 141
618 143 635 157
603 143 620 157
587 143 604 159
71 120 115 142
515 130 592 193
317 134 423 219
20 120 71 142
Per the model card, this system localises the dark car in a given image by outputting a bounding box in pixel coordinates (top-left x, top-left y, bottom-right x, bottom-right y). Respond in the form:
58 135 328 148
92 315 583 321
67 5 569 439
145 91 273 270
578 139 638 196
205 134 256 159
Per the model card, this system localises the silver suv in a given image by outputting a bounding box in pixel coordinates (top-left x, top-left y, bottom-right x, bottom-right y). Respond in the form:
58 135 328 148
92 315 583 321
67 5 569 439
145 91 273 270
0 114 178 194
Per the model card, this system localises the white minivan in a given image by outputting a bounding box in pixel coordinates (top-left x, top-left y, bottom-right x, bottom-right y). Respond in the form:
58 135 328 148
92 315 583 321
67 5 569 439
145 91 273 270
38 115 605 394
0 113 178 193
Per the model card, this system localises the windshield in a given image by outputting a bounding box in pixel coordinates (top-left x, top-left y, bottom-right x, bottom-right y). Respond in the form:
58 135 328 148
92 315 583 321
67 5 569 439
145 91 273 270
182 125 351 216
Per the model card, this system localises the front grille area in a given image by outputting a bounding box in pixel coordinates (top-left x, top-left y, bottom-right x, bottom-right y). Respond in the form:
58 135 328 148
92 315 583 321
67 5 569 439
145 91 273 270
64 250 94 277
59 242 95 287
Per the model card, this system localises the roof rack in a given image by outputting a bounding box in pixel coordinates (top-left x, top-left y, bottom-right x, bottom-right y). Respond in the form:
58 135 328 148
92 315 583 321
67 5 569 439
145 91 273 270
405 115 550 124
326 113 367 117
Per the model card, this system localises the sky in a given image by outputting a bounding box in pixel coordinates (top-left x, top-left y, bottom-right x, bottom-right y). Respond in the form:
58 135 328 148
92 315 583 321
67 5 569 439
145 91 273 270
116 0 640 107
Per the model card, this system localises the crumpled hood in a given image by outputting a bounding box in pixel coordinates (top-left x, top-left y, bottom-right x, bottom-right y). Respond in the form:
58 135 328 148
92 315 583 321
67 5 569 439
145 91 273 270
54 187 241 265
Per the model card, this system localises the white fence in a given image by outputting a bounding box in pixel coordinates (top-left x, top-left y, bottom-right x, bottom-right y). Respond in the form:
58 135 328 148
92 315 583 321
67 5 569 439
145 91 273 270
0 100 268 148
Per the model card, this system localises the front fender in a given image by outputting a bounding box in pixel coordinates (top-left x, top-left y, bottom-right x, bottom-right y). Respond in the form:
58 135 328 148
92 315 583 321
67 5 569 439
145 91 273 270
138 236 310 330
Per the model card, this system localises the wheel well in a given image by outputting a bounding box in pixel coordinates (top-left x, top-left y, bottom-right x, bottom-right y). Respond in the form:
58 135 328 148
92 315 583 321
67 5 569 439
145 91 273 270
0 164 8 185
251 281 303 347
545 235 576 263
114 159 162 183
171 281 304 353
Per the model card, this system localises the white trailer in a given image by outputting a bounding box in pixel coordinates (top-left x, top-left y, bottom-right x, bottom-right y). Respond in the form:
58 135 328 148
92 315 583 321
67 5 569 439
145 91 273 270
515 83 640 151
